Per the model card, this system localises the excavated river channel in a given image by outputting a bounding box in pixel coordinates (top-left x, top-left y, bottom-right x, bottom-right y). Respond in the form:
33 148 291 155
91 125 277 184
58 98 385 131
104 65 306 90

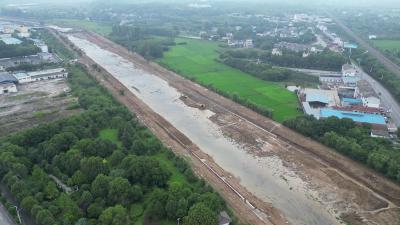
68 35 341 225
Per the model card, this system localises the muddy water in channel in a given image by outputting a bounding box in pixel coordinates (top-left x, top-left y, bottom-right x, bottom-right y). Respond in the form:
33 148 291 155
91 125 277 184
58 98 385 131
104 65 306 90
68 35 341 225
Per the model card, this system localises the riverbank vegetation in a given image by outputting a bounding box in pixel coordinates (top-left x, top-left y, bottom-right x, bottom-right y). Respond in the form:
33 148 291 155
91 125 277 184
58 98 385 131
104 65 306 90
284 116 400 181
222 48 346 71
0 64 240 225
220 52 319 86
109 25 177 59
38 29 75 60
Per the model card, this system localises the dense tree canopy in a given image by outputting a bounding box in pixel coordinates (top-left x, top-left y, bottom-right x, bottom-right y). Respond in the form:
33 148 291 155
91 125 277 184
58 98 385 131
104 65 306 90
0 39 40 58
0 64 234 225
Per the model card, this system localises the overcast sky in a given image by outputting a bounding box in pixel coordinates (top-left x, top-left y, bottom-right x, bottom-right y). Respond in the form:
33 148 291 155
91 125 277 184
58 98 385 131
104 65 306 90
3 0 400 8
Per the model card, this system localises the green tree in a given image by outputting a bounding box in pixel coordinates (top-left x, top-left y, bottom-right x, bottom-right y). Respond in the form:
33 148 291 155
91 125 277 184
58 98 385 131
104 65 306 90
99 205 129 225
108 177 131 205
87 201 105 219
44 181 59 200
183 203 218 225
21 196 39 212
80 156 109 181
56 193 83 224
35 209 56 225
91 174 112 198
78 191 94 211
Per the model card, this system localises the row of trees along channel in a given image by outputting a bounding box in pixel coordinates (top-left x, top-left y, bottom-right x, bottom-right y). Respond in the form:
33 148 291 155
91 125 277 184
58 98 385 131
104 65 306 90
221 48 346 71
284 115 400 181
109 25 177 59
0 65 242 225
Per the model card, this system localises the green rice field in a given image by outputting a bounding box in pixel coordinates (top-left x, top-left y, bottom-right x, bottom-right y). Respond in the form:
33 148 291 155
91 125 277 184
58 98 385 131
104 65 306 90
372 39 400 51
159 38 301 122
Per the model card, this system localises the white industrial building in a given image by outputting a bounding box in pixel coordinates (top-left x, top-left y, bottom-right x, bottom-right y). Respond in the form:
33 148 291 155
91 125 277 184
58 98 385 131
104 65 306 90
357 80 381 109
0 72 18 94
342 64 357 77
0 82 17 94
13 68 68 84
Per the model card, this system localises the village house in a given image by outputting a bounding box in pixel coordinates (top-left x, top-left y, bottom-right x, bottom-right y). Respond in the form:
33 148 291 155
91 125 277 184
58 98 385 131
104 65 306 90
271 48 282 56
0 72 18 94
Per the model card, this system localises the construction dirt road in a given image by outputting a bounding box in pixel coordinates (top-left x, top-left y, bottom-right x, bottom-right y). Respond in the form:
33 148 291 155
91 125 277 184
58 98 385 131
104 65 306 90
57 29 400 225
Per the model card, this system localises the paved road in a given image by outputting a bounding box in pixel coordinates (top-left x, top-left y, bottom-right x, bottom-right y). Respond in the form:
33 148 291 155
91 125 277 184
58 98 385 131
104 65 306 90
328 13 400 79
286 66 400 126
356 65 400 126
0 204 16 225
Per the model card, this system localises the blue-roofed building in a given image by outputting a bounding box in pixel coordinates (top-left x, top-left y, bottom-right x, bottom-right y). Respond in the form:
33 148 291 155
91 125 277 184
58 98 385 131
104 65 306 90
342 98 362 106
320 108 386 125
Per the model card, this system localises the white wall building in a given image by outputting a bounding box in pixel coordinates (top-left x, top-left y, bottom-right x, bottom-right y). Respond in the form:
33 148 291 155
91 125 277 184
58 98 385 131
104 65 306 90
271 48 282 56
362 96 381 109
0 82 17 94
13 68 68 84
357 80 381 109
17 32 31 38
342 64 357 77
0 72 18 94
16 26 29 33
244 39 253 48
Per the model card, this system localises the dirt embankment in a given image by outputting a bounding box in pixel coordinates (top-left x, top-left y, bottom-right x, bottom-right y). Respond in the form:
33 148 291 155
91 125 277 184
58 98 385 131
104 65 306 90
60 30 400 225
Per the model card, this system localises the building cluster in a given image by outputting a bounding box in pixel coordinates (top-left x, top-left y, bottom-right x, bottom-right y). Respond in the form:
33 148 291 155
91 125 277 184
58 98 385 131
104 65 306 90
272 42 320 57
0 22 31 38
0 22 50 51
0 53 60 71
226 38 254 48
198 30 255 49
0 68 68 94
298 64 396 137
0 21 68 95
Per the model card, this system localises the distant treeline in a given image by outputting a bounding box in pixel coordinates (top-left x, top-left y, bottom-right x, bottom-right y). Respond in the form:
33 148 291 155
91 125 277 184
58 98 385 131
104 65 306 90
220 56 318 85
109 25 178 59
222 48 346 71
284 116 400 181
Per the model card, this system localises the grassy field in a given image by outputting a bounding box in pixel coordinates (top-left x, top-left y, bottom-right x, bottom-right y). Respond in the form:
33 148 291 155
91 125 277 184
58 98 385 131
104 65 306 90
99 128 123 148
48 19 112 36
372 39 400 51
159 38 301 122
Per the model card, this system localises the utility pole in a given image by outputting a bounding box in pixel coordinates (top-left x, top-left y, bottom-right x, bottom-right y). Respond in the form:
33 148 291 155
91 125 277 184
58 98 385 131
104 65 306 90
13 206 22 225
